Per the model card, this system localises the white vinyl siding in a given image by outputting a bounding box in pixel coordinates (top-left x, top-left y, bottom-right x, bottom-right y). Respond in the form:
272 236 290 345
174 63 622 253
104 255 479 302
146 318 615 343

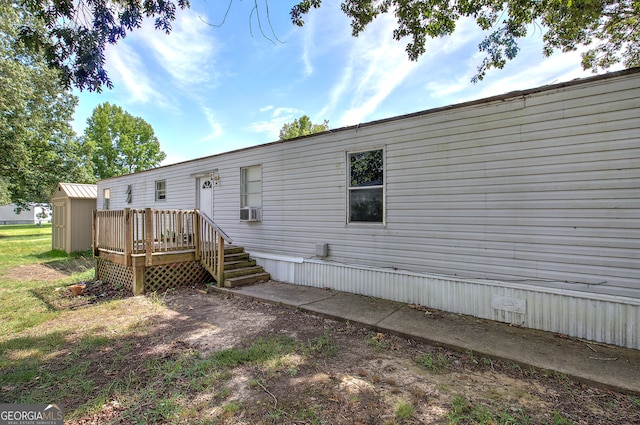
95 70 640 300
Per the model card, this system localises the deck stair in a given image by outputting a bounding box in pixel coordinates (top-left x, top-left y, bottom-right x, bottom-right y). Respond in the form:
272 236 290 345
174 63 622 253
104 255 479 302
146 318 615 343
221 246 270 288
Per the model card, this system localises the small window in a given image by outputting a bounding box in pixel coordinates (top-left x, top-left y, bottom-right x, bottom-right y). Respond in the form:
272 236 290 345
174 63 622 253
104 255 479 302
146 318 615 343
348 149 384 223
155 180 166 201
125 185 132 204
103 188 110 210
240 165 262 208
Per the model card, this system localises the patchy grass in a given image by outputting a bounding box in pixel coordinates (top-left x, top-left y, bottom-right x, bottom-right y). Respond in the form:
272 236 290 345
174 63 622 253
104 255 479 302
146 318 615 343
1 225 638 424
416 351 450 373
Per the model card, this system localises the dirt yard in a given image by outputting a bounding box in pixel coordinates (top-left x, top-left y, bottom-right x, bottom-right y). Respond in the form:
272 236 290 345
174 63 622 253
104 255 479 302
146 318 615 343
5 262 640 424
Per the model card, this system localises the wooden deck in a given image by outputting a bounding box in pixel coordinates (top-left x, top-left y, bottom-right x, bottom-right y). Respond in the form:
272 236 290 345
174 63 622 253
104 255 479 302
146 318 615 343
93 208 230 294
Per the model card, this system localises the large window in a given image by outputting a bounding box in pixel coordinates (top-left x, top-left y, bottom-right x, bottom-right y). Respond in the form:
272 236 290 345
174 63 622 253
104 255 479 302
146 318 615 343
348 149 384 223
155 180 166 201
241 165 262 208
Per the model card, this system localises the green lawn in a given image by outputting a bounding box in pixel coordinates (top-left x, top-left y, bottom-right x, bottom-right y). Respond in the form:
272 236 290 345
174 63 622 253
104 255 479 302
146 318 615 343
0 225 635 424
0 224 94 336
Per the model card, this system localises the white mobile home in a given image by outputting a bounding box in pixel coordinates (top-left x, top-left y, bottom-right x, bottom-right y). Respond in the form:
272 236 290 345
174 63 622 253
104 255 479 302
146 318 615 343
0 203 51 225
96 69 640 349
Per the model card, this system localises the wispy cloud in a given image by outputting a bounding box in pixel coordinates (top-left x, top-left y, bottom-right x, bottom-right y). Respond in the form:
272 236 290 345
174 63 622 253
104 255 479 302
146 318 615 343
138 10 218 88
333 14 422 126
104 41 167 105
424 32 612 106
200 106 224 142
247 106 303 139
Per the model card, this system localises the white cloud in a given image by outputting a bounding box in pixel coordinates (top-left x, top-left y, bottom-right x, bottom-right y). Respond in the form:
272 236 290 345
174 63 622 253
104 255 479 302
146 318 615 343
332 14 422 126
247 106 304 140
137 10 218 88
200 107 223 142
104 42 167 105
424 35 613 107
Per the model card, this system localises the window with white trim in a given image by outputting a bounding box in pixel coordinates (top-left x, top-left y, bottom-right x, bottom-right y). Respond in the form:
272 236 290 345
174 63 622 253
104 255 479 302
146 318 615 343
348 149 384 223
103 188 110 210
155 180 166 201
240 165 262 208
125 185 132 204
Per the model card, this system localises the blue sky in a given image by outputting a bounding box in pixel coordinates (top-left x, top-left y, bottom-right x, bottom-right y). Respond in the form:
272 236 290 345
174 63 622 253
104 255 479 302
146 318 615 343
72 0 615 166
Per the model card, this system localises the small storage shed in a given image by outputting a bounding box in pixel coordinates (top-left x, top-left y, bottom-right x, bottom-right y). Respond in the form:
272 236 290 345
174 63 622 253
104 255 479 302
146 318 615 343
51 183 97 253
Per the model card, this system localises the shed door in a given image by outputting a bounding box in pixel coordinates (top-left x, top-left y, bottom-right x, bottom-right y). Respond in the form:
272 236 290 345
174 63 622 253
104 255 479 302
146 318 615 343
52 202 65 251
198 177 214 220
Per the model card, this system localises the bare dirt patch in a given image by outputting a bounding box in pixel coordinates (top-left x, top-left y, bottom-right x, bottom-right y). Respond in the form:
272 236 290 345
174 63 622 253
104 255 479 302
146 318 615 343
2 255 637 425
4 258 94 282
52 285 639 425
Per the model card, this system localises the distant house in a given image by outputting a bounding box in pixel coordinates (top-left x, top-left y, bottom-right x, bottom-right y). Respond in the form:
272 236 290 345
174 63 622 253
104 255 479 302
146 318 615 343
51 183 97 253
94 68 640 349
0 203 51 225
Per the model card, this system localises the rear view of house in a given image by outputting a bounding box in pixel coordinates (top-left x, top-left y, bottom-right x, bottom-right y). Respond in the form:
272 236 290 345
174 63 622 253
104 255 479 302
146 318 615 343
95 69 640 349
52 183 97 253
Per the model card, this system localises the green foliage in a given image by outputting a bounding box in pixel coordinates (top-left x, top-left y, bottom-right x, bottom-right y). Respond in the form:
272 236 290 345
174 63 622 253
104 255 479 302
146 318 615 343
83 102 166 179
417 352 450 373
304 335 337 357
279 115 329 140
18 0 190 91
0 2 92 206
293 0 640 81
395 402 414 420
16 0 639 93
445 395 537 424
210 335 297 367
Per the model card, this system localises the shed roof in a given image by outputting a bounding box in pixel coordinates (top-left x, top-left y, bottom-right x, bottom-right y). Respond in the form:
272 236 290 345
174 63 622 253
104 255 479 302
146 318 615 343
55 183 97 199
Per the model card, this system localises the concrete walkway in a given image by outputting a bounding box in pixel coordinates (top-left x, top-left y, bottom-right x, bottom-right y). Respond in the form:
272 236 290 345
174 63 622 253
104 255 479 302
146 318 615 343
216 281 640 395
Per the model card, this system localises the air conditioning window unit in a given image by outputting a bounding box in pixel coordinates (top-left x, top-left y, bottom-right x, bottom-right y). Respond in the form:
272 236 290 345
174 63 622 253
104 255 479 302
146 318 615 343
240 207 261 222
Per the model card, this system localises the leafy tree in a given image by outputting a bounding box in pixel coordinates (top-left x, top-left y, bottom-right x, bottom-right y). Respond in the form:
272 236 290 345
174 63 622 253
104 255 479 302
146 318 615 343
279 115 329 140
17 0 640 91
0 180 10 206
18 0 190 92
291 0 640 81
0 2 91 207
83 103 166 179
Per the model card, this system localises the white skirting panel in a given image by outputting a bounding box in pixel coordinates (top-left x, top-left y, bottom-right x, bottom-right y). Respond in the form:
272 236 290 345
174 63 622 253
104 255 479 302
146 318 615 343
254 257 640 350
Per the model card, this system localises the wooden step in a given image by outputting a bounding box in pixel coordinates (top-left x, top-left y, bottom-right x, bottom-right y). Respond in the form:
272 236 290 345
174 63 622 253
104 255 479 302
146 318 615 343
224 245 245 255
224 259 257 270
224 265 266 279
224 252 250 262
224 272 271 288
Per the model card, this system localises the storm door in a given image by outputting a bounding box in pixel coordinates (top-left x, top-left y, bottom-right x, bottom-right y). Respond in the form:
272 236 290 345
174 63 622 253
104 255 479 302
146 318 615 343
197 176 214 220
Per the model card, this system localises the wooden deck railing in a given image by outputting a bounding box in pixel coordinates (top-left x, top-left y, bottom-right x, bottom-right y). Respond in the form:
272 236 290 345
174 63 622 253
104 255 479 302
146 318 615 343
196 211 233 284
93 208 232 285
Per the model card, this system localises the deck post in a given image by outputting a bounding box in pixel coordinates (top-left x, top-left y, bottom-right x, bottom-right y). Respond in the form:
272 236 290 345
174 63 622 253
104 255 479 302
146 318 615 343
145 208 153 267
124 208 132 267
194 210 201 261
217 234 225 286
92 210 98 257
132 266 144 295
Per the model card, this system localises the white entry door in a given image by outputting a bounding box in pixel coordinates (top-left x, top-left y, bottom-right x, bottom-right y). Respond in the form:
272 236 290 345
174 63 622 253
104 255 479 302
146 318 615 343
198 177 214 220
